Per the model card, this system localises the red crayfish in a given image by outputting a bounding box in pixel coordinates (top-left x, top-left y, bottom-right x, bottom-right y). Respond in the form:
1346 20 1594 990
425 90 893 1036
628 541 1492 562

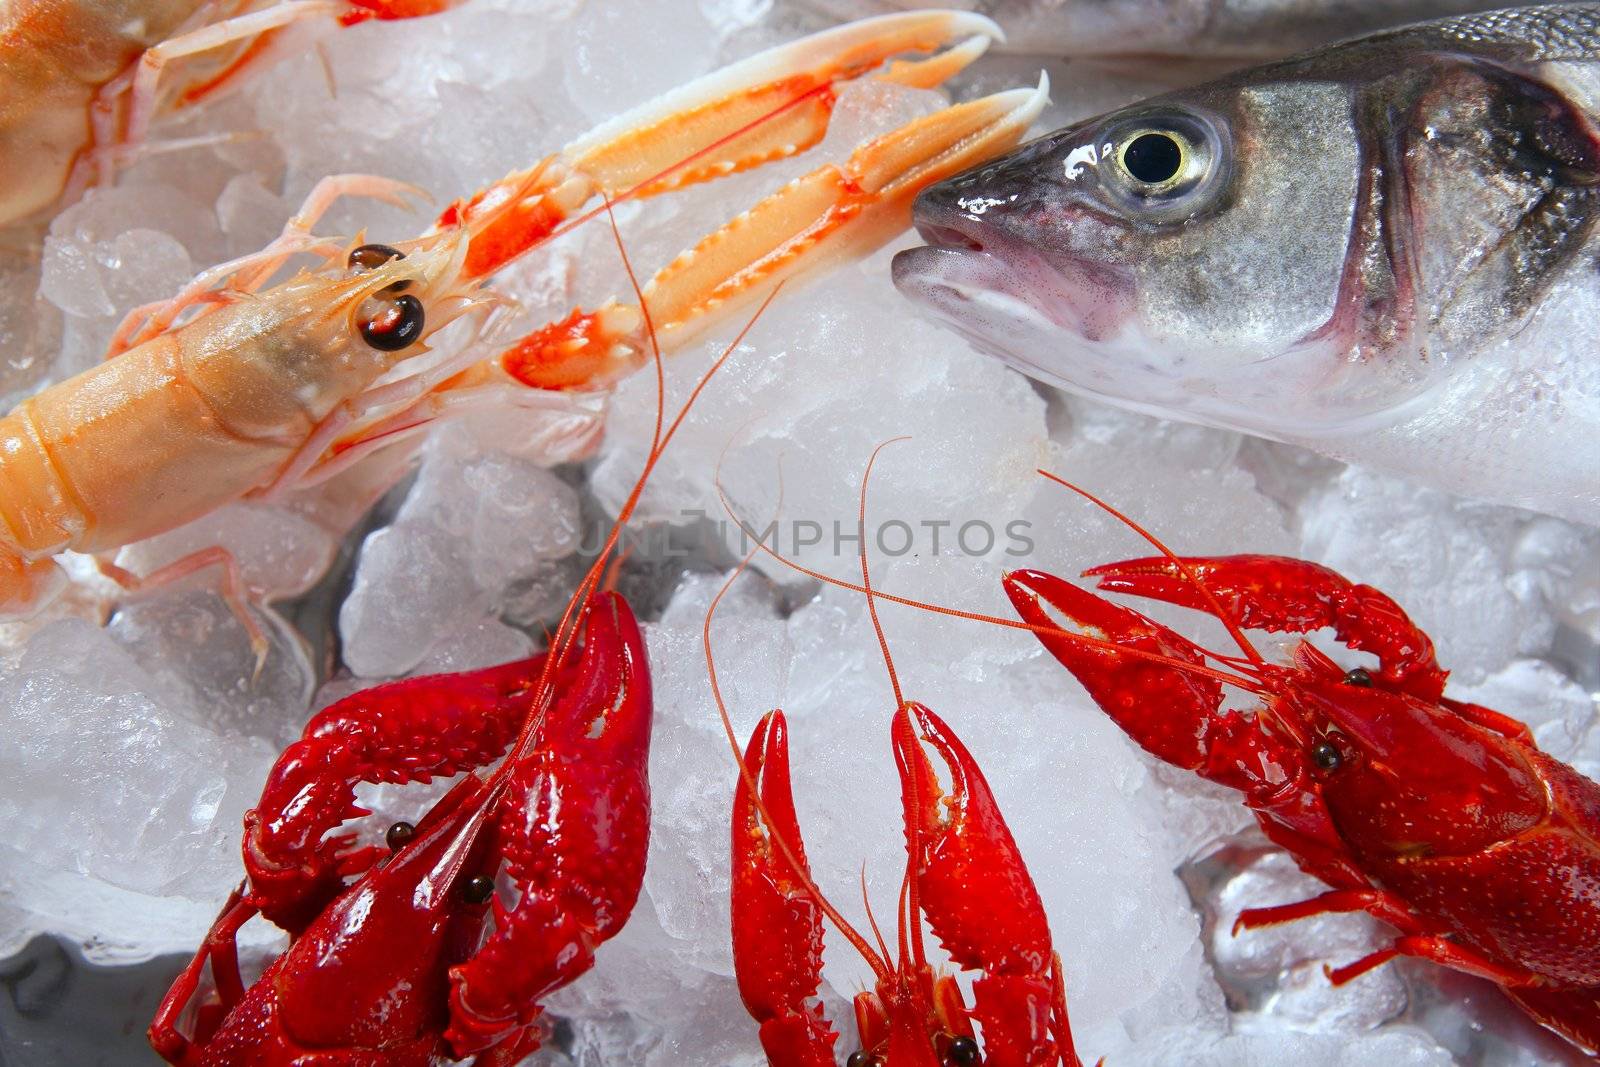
149 591 651 1064
710 445 1086 1067
1001 473 1600 1054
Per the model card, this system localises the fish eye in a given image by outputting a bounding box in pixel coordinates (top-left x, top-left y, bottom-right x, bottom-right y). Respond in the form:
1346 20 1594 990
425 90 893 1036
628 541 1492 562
1095 108 1229 222
1120 131 1186 185
357 291 426 351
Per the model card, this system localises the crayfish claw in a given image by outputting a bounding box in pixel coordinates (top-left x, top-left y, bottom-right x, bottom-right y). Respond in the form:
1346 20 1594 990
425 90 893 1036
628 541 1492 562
1088 554 1448 700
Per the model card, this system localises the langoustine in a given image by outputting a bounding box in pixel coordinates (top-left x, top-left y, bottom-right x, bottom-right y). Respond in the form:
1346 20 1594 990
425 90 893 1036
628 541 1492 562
0 10 1046 649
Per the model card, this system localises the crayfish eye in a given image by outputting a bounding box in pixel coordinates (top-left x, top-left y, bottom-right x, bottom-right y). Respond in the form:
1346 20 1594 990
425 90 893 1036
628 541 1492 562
1311 740 1343 773
1343 667 1374 687
463 875 496 904
946 1035 981 1064
347 242 405 272
846 1052 885 1067
384 820 415 851
358 291 426 351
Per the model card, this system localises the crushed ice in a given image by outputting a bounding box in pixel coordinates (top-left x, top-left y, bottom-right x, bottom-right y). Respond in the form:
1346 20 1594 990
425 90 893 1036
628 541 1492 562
0 1 1595 1063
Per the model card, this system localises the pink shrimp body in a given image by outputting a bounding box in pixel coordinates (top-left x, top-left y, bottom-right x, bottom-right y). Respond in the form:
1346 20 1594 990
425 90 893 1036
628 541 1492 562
0 243 462 565
0 11 1043 627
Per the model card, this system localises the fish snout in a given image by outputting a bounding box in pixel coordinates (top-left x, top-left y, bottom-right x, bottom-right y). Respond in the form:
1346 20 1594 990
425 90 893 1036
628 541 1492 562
910 189 992 254
908 131 1077 253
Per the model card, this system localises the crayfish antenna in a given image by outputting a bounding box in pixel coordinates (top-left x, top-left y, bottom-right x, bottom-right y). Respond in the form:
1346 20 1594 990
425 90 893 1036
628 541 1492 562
850 437 935 977
712 476 1260 693
862 864 893 968
705 530 894 982
1033 469 1267 669
501 198 784 768
858 437 912 708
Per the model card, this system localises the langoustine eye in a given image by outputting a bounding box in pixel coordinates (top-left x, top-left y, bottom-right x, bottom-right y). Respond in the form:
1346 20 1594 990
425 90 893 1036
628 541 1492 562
348 242 426 351
357 291 426 351
347 242 405 271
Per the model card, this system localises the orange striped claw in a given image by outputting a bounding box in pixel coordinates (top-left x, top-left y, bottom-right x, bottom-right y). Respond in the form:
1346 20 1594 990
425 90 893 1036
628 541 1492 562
434 9 1009 284
640 74 1049 356
487 72 1049 393
415 11 1046 397
498 304 646 392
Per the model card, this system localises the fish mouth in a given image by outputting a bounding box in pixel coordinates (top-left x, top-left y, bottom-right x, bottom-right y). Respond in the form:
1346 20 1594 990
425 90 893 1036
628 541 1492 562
910 213 989 254
892 199 1140 390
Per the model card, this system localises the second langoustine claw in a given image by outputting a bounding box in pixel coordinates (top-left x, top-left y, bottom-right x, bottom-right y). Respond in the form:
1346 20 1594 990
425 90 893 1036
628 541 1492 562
0 10 1046 648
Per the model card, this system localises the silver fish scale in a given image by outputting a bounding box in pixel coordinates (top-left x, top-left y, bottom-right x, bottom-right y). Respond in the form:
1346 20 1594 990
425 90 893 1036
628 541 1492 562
894 3 1600 523
1429 4 1600 59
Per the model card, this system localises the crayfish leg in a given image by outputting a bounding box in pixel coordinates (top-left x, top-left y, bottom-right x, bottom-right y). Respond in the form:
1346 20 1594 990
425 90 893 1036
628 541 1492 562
1326 935 1540 989
1232 887 1422 938
148 885 258 1066
1504 984 1600 1056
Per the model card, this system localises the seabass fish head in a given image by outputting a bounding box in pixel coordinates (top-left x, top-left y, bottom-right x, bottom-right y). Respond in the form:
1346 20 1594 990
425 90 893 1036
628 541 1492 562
894 5 1600 437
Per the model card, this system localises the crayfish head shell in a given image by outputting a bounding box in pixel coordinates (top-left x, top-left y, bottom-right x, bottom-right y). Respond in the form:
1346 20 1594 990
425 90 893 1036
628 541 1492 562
1293 679 1544 859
